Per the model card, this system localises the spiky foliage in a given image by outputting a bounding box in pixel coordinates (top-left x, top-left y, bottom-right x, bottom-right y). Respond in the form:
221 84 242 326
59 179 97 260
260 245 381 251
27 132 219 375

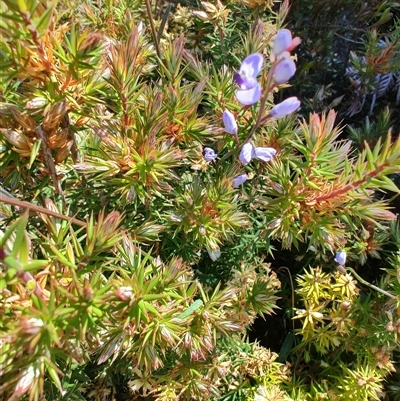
1 0 400 400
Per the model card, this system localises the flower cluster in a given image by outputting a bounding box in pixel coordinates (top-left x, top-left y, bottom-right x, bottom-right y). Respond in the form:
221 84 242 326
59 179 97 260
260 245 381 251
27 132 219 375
212 29 301 187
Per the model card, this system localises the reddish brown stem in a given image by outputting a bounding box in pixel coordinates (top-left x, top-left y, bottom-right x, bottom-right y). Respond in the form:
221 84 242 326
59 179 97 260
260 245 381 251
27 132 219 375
0 197 86 227
315 165 385 202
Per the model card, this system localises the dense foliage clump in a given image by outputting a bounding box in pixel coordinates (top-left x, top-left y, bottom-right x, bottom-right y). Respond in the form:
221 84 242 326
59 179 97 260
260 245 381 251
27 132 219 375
0 0 399 400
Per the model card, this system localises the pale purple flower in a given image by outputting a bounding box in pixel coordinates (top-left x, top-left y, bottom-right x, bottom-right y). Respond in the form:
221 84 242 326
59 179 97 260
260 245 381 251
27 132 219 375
272 29 292 57
239 143 277 165
207 246 221 261
232 174 248 188
334 250 347 265
270 97 300 118
203 147 217 162
253 147 277 162
274 58 296 84
222 109 238 135
234 53 264 105
239 142 254 164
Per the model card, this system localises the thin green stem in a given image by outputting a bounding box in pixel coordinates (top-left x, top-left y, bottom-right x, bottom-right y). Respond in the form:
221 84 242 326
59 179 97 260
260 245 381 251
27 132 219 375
242 62 277 145
345 266 397 300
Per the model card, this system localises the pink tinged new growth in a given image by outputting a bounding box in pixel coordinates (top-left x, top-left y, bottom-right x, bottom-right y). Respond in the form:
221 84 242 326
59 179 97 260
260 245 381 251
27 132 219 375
222 109 238 135
274 59 296 84
272 29 292 57
232 174 248 188
203 147 218 162
14 366 39 397
334 250 347 265
270 97 301 118
234 53 264 105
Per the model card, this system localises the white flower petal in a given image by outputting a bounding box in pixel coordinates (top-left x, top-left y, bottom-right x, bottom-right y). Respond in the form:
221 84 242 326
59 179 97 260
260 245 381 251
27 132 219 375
235 83 262 105
239 53 264 79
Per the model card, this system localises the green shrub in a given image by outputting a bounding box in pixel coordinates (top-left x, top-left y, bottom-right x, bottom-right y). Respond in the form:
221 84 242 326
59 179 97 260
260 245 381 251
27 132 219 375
0 0 399 400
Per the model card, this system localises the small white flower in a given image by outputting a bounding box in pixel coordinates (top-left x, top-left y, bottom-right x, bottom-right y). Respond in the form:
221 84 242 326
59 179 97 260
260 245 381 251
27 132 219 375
20 317 44 335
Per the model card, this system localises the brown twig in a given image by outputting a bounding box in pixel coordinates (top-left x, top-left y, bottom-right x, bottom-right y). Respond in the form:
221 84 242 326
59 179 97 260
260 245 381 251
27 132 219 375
35 125 65 202
145 0 161 59
0 196 86 227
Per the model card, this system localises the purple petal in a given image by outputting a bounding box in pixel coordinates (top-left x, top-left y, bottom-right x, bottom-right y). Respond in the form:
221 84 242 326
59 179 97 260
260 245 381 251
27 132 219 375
239 143 253 165
239 53 264 79
272 29 292 57
269 97 300 118
203 147 217 162
236 83 262 106
232 174 248 188
274 58 296 84
253 147 277 162
234 73 258 90
334 250 347 265
222 109 238 135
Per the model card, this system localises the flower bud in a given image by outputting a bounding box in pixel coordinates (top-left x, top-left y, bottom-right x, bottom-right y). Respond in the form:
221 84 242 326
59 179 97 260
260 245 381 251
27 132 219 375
253 147 276 162
386 321 394 332
222 109 238 135
272 29 292 56
26 97 47 109
232 174 248 188
269 97 300 118
207 246 221 261
274 59 296 84
116 286 134 301
239 142 253 165
192 10 209 20
14 365 39 397
20 317 44 335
